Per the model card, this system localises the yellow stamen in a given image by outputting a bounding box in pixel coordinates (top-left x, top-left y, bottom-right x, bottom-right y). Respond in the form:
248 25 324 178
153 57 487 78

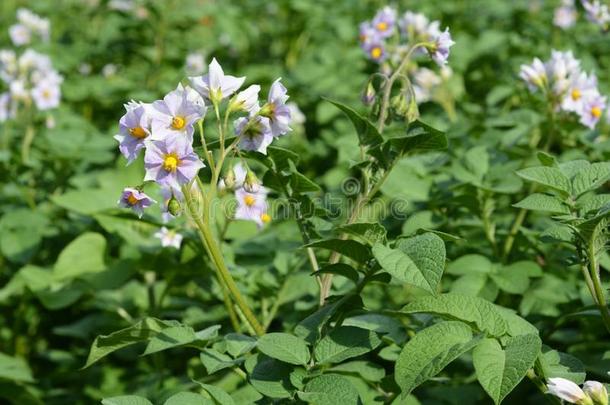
171 116 186 130
42 89 51 99
571 88 581 101
127 193 139 206
370 47 382 60
376 22 388 31
591 106 602 118
129 126 148 139
163 154 179 172
244 195 256 207
261 213 271 224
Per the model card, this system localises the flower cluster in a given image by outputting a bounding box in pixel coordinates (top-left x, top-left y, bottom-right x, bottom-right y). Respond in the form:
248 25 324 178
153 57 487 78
412 66 453 104
554 0 578 29
0 48 62 121
582 0 610 30
547 377 608 405
221 163 271 228
9 8 50 47
116 58 290 231
359 7 455 66
520 50 607 129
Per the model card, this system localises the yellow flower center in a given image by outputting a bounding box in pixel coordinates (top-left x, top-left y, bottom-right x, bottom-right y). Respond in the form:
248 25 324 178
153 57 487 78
42 89 51 99
591 106 602 118
370 47 382 59
571 88 581 101
171 116 186 130
376 22 388 31
244 195 256 207
163 154 179 172
129 126 148 139
261 213 271 224
127 193 139 205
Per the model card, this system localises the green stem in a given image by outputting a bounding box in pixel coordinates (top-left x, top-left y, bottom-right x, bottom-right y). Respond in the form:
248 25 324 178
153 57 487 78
182 184 264 336
587 246 610 334
21 124 35 164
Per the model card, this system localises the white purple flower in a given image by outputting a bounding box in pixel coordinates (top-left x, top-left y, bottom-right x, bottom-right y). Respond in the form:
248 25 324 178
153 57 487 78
235 115 274 154
554 1 577 29
371 6 396 39
9 24 30 46
150 88 203 144
31 79 60 110
582 0 610 30
189 58 245 104
144 137 205 191
547 378 592 405
185 52 205 75
260 79 291 137
520 57 548 92
428 28 455 66
562 71 598 113
154 226 183 249
219 162 247 190
0 93 14 122
16 8 50 42
413 67 442 103
230 84 260 113
118 187 156 218
359 22 379 45
399 11 440 41
234 187 269 228
363 41 387 63
114 105 151 164
578 93 606 129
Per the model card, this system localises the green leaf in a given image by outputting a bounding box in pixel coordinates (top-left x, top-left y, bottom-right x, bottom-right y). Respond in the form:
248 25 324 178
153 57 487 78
225 333 257 358
312 263 359 284
291 171 321 193
257 333 310 365
247 355 294 399
572 162 610 196
306 239 371 264
373 233 445 294
299 374 360 405
314 326 381 364
267 145 300 170
513 193 570 214
330 361 386 382
473 335 541 404
84 318 176 367
447 254 493 275
0 353 34 383
401 293 508 337
389 120 448 153
101 396 153 405
143 324 219 355
194 382 235 405
324 98 383 147
334 222 387 245
200 349 239 375
53 232 106 281
516 166 571 196
164 392 212 405
0 209 49 263
395 321 480 396
538 346 585 384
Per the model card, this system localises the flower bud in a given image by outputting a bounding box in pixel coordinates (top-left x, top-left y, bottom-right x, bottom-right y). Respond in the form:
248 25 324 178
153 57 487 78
223 168 237 190
167 196 182 217
362 81 376 106
406 96 420 123
547 378 593 405
584 381 608 405
244 170 260 193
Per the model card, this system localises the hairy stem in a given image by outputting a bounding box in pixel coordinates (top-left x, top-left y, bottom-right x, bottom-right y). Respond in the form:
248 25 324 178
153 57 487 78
587 246 610 334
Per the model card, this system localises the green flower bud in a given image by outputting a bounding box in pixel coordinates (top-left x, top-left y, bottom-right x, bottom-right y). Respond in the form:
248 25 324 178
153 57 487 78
584 381 608 405
223 168 237 190
362 81 376 106
167 196 182 216
244 170 260 193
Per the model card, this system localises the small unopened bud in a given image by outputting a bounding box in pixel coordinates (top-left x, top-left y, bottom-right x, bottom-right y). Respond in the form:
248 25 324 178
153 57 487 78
406 96 420 123
167 196 182 216
391 93 409 116
584 381 608 405
244 170 260 193
362 81 376 106
547 378 593 405
223 168 237 190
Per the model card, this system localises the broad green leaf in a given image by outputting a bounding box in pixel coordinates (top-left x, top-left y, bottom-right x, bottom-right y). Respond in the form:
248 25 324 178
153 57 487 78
473 334 541 404
447 254 493 275
306 239 371 264
335 222 387 245
200 348 239 374
494 307 539 337
84 318 176 367
314 326 381 364
572 162 610 196
257 333 310 365
395 321 480 396
298 374 360 405
291 171 321 193
225 333 257 358
373 233 445 294
101 396 153 405
401 293 508 337
164 392 212 405
343 313 407 344
53 232 106 281
0 209 49 263
513 193 570 214
143 324 219 355
538 346 586 384
324 98 382 147
312 263 360 284
516 166 571 196
267 145 300 170
247 355 294 399
0 353 34 383
194 382 235 405
330 361 386 382
389 120 448 153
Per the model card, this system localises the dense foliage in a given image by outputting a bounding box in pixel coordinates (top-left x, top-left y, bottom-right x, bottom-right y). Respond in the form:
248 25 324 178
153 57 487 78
3 0 610 404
